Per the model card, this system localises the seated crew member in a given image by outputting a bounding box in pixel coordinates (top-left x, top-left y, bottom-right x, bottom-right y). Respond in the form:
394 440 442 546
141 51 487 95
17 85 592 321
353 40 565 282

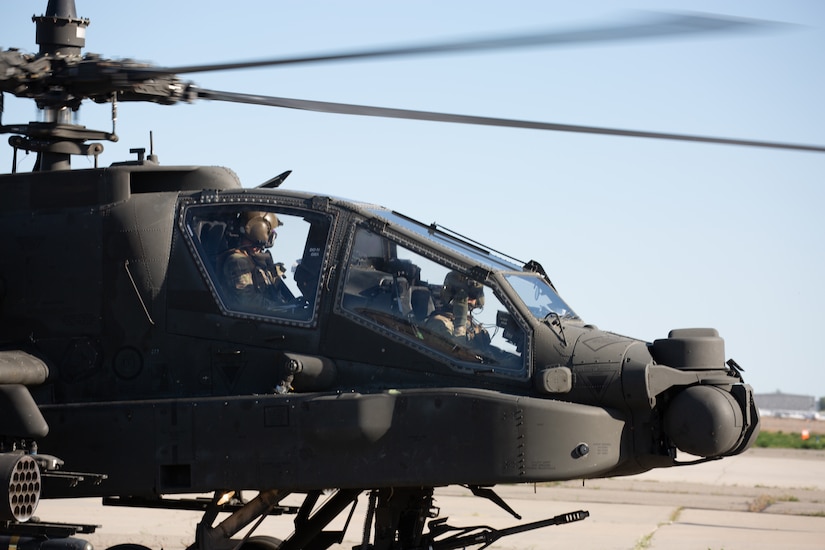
222 211 293 312
425 271 491 349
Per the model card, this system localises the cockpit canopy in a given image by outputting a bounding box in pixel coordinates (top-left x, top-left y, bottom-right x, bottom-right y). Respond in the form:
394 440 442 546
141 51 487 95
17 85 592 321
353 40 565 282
183 198 578 378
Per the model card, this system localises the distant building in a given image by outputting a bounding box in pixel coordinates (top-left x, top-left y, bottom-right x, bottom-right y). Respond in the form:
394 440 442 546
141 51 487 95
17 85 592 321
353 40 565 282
755 391 818 419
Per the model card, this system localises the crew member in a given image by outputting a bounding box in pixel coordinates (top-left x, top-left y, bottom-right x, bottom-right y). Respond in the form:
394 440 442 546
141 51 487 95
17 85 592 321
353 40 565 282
425 271 491 348
222 211 291 311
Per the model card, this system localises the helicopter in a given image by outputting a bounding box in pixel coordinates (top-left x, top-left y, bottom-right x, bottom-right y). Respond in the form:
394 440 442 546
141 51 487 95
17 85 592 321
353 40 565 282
1 2 823 549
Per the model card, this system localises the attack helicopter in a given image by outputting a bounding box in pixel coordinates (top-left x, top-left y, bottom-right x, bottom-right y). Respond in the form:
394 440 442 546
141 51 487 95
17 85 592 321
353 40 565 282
1 2 823 549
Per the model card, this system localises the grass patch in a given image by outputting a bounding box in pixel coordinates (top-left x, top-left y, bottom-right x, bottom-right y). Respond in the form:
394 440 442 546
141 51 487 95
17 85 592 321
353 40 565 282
748 493 800 512
748 494 775 512
634 507 684 549
755 430 825 450
669 506 684 522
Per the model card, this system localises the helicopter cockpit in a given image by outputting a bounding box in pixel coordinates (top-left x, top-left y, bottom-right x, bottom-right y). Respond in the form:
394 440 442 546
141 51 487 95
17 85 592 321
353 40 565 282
338 207 578 376
183 203 333 323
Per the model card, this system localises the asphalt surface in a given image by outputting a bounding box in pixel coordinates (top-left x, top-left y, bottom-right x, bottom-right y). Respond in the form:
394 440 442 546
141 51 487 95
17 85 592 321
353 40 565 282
31 447 825 550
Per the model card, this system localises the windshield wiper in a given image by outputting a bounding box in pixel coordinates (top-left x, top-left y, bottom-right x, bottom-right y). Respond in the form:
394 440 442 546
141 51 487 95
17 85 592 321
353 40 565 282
543 311 568 345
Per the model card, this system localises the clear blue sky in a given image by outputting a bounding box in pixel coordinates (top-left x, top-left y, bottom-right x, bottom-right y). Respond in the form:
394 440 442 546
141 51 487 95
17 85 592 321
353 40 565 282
3 1 824 399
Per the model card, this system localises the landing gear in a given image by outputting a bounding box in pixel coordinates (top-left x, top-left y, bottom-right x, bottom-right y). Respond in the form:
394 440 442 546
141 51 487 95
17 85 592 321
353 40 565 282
186 488 359 550
363 488 436 550
192 489 291 550
183 486 588 550
188 487 435 550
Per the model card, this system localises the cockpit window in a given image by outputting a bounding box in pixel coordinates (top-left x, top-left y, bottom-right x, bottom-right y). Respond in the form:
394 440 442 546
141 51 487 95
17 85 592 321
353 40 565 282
184 205 331 321
505 273 578 321
342 226 526 372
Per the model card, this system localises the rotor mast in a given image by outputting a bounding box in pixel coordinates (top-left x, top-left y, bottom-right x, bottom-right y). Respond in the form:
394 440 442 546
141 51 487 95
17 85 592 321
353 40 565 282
1 0 106 172
35 0 89 57
29 0 89 170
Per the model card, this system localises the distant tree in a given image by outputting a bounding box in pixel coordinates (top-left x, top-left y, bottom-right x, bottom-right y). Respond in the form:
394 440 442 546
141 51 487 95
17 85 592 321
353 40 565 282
820 396 825 411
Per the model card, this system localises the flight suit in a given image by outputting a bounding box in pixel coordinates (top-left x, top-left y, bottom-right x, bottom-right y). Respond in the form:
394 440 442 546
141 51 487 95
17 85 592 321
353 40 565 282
425 308 491 349
222 247 288 312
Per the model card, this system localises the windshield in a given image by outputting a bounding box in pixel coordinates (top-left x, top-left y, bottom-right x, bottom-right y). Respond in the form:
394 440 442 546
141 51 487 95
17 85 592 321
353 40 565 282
505 273 578 321
341 225 527 374
361 207 578 324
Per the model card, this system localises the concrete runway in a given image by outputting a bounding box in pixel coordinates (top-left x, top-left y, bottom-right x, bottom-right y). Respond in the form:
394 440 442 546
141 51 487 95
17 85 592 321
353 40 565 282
32 448 825 550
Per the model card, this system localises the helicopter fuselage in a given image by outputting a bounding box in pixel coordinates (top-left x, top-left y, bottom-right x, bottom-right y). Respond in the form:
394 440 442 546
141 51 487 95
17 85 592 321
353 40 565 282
0 161 759 500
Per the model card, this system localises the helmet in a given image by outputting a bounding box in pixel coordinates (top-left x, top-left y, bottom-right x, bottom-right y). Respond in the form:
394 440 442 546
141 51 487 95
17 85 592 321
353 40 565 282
441 271 485 309
242 211 282 248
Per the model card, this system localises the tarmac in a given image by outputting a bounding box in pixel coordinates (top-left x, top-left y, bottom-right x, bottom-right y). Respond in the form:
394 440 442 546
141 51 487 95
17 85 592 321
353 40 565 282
32 447 825 550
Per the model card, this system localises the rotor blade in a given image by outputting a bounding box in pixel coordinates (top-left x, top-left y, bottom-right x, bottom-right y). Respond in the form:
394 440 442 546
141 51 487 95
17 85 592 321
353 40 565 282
195 88 825 153
151 13 773 76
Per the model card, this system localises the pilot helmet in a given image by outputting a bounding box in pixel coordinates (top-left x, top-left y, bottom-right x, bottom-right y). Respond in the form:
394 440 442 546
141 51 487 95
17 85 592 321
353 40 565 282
242 211 282 248
441 271 485 309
